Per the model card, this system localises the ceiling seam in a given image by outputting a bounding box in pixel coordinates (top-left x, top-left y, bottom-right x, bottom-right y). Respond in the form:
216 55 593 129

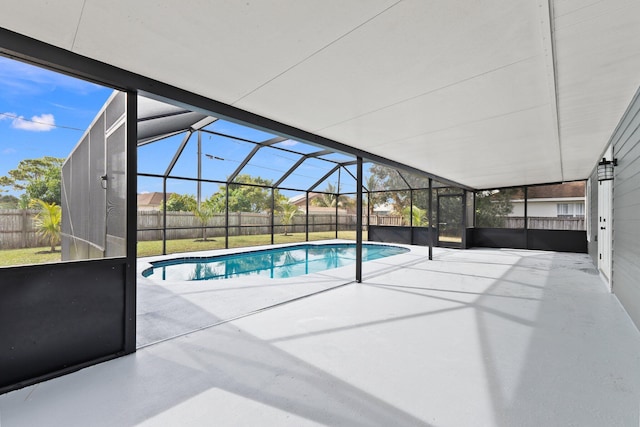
545 0 564 181
230 0 403 106
70 0 88 51
312 55 539 134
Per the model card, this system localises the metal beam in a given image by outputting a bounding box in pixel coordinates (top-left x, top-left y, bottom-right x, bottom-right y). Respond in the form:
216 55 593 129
192 116 217 131
124 91 137 354
228 144 262 182
164 130 193 177
428 178 433 261
396 170 412 189
272 149 334 188
260 136 288 146
227 136 286 183
308 164 341 192
273 156 307 188
356 157 363 283
137 130 184 146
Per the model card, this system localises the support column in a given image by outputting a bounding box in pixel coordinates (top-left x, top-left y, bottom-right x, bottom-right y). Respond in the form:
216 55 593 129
197 130 202 207
367 191 371 232
409 189 414 245
462 190 467 249
356 157 363 283
124 90 138 354
335 194 339 239
271 189 275 245
225 184 229 249
162 177 167 255
306 191 310 242
428 178 433 260
524 186 529 249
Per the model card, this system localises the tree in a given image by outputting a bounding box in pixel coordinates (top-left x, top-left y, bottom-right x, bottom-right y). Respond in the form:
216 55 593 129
209 175 286 213
368 165 412 214
0 157 64 205
364 175 386 216
311 183 354 210
279 202 299 236
401 205 426 226
0 195 19 209
192 199 220 241
475 189 516 227
161 193 197 212
29 198 61 252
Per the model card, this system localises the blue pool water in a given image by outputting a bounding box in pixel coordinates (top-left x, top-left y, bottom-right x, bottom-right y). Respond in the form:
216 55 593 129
142 243 409 281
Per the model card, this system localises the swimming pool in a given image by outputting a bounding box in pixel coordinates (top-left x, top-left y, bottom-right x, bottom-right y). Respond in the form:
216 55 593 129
142 243 409 281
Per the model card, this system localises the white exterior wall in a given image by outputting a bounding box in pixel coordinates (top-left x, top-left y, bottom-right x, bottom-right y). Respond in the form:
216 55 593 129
510 198 585 217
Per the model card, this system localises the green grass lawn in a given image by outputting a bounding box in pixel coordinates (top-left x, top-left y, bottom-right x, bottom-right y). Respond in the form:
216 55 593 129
0 246 61 267
0 230 367 266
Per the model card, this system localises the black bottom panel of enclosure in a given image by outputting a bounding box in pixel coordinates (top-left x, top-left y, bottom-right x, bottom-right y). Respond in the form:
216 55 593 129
0 260 126 393
368 225 435 246
472 228 527 249
471 228 587 253
528 229 588 253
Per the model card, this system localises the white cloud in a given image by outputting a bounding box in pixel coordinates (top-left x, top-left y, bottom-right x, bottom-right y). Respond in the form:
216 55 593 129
279 139 298 146
2 148 17 154
10 113 56 132
0 112 15 121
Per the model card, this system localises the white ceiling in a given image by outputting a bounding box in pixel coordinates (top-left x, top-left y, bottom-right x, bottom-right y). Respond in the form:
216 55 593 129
2 0 639 189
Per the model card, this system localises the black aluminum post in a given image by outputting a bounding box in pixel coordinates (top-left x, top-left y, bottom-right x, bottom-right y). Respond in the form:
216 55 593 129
367 191 371 233
338 167 341 238
356 157 363 283
271 189 275 245
306 191 310 241
462 190 467 249
162 177 167 255
197 130 202 207
124 91 138 354
335 195 339 239
225 184 229 249
410 189 414 245
428 178 433 260
524 186 529 249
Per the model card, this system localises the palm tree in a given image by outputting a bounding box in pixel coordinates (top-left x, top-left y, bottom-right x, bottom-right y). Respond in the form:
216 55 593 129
312 183 339 208
192 201 216 241
29 198 61 252
364 175 385 215
401 205 426 226
280 202 299 236
312 183 354 210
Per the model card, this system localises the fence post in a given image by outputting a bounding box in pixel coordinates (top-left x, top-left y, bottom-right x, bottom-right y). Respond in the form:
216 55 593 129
22 209 28 248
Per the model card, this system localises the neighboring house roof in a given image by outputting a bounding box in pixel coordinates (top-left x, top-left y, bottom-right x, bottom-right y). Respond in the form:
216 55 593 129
137 192 172 209
510 181 585 200
528 181 585 199
288 193 350 214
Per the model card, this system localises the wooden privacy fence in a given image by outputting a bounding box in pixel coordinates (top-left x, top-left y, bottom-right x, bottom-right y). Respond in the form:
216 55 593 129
136 211 361 241
0 209 585 250
0 209 49 250
502 216 585 231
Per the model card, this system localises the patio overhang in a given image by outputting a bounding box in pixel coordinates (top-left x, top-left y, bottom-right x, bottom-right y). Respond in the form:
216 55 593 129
1 1 638 189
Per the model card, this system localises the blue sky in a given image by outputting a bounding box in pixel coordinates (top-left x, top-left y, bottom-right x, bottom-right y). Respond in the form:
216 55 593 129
0 55 361 200
0 56 112 193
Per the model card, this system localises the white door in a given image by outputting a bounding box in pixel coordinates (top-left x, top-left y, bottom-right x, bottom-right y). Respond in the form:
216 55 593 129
598 147 613 285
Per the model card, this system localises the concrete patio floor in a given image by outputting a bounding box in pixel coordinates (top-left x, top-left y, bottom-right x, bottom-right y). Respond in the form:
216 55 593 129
1 246 639 426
